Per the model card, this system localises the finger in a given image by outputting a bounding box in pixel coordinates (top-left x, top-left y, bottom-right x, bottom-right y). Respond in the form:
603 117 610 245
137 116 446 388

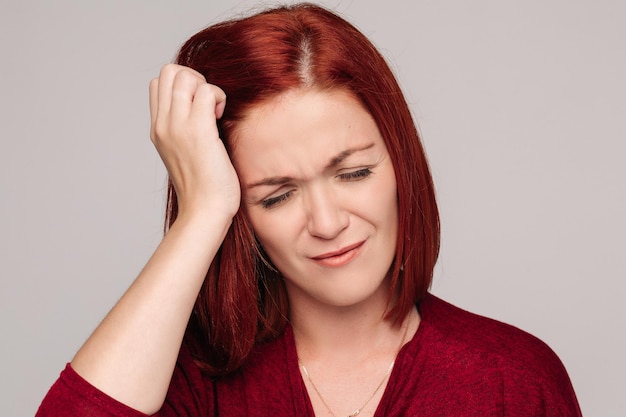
214 86 227 120
190 83 227 128
149 78 159 141
156 64 178 119
170 70 205 124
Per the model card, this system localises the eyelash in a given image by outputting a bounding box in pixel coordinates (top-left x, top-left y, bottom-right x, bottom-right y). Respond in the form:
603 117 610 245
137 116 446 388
261 191 293 209
260 168 373 209
338 167 373 180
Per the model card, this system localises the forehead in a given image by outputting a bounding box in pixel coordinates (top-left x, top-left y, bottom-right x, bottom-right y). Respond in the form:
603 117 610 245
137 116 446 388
229 89 385 181
231 88 371 141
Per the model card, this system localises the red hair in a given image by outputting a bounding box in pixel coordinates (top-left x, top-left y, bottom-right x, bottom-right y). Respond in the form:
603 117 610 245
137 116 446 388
167 3 440 375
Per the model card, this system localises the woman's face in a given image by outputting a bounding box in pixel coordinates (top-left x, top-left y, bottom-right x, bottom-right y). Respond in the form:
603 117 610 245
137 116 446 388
231 89 398 312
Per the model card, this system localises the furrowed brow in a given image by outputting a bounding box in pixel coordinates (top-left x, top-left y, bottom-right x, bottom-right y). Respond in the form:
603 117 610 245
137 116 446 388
326 142 375 169
246 142 376 190
247 176 293 190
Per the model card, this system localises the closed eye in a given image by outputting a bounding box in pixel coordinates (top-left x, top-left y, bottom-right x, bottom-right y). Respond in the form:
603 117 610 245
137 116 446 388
260 168 372 208
338 168 373 181
261 190 293 209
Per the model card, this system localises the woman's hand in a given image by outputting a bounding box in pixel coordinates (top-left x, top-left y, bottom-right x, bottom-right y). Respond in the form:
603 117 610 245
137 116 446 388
68 65 242 414
149 64 241 220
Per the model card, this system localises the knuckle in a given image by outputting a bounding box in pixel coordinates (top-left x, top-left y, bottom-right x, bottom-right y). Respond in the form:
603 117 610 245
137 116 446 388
195 83 212 97
173 70 203 94
160 63 179 77
153 119 168 140
174 69 191 82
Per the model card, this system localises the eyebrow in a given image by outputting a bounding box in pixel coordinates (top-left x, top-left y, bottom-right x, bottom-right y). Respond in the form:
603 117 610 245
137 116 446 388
246 142 375 190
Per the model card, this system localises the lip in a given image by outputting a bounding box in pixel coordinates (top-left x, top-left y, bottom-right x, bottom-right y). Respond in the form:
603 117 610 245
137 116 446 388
310 240 365 267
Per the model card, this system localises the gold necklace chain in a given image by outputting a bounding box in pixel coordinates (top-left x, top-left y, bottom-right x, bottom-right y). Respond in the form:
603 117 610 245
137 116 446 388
299 318 411 417
301 359 394 417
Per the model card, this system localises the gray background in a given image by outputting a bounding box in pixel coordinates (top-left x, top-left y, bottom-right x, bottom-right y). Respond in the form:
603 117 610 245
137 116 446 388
2 1 624 415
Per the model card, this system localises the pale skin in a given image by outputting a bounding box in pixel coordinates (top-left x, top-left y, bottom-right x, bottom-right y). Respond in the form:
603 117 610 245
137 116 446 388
70 64 420 416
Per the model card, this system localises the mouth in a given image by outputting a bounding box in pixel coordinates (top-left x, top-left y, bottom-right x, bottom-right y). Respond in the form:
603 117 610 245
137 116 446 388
310 241 365 267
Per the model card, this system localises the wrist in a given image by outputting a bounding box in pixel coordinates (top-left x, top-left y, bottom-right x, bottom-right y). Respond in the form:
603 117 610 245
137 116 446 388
170 203 236 237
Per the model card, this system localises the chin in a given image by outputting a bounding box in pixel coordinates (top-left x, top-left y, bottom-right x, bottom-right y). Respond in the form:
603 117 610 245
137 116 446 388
316 286 389 310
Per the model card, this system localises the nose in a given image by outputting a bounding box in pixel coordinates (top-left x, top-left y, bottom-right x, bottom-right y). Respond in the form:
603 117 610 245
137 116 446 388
305 184 349 239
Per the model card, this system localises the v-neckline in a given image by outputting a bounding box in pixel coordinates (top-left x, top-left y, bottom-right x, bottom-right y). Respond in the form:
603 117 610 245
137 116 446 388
282 310 425 417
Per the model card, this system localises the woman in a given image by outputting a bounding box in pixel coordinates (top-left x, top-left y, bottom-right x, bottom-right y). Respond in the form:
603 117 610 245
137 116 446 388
37 3 581 416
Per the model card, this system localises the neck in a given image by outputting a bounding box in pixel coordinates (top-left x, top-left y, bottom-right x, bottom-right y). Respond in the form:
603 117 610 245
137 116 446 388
290 293 420 417
289 293 418 364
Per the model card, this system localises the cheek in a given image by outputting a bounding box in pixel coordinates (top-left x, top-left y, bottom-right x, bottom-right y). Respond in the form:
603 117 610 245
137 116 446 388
370 171 399 243
355 169 398 226
247 209 298 260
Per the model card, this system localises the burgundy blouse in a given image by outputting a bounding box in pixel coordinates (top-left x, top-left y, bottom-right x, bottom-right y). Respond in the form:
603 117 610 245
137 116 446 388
36 294 582 416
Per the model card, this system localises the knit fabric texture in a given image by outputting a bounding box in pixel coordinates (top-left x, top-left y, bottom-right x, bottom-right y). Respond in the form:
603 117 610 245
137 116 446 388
36 294 582 416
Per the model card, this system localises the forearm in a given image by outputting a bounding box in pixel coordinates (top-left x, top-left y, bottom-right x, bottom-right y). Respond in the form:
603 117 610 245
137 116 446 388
71 211 231 415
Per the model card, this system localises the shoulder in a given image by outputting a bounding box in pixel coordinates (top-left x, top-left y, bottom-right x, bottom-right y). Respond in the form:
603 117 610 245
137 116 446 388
413 294 582 415
419 293 559 370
